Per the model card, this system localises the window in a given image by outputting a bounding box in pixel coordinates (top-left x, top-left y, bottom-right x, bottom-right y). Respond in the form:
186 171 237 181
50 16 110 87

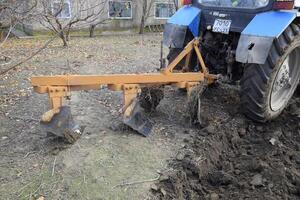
52 0 71 19
108 1 132 19
155 3 175 19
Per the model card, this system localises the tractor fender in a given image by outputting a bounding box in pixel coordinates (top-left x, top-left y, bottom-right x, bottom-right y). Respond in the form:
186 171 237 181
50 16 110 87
236 11 296 64
163 6 201 48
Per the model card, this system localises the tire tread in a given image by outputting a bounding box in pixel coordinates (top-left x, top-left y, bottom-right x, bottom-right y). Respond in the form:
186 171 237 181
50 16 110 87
240 23 299 122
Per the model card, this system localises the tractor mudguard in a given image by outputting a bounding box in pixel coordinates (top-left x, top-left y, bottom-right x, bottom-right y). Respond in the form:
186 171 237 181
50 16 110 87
236 11 296 64
163 6 201 48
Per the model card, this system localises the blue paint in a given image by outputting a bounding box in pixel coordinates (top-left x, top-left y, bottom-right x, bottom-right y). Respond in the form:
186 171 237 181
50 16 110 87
168 6 201 37
242 11 296 38
188 14 200 37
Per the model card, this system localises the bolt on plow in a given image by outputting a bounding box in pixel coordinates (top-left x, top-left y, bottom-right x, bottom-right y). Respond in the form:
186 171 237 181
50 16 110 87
31 38 217 143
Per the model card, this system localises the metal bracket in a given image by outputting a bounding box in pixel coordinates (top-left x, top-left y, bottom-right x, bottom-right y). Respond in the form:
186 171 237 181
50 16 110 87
122 84 141 117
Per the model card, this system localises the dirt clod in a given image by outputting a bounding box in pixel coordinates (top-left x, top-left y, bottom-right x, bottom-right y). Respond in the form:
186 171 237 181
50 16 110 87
204 125 215 135
238 128 247 137
160 188 167 196
250 174 263 187
1 136 8 140
207 171 236 186
209 193 219 200
176 152 185 161
289 103 300 116
151 184 159 191
269 138 277 146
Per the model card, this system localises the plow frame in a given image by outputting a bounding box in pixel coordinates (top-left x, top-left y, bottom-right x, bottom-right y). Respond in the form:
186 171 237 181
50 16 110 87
31 38 217 130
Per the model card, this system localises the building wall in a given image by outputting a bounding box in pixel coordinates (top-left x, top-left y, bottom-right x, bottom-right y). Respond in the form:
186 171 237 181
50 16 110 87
29 0 180 32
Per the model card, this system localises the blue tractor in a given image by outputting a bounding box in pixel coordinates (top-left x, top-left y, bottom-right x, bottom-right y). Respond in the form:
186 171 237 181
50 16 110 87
163 0 300 122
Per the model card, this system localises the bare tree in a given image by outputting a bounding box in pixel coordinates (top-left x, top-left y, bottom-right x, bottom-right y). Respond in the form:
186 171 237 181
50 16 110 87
0 0 37 64
88 0 109 37
139 0 154 35
65 0 109 39
0 0 37 28
0 0 37 38
38 0 108 46
173 0 179 11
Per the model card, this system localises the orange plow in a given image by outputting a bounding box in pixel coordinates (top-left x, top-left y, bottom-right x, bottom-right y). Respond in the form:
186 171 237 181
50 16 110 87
31 38 217 142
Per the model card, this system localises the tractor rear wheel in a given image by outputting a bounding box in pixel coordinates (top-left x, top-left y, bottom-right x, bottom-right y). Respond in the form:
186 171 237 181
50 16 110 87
240 24 300 122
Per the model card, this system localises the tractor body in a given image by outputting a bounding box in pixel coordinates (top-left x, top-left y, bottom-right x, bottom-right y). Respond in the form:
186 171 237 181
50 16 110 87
164 0 300 122
164 0 300 74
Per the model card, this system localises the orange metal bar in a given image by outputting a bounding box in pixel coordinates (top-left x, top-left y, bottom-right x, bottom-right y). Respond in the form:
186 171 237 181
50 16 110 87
31 73 205 89
163 39 195 74
194 43 208 75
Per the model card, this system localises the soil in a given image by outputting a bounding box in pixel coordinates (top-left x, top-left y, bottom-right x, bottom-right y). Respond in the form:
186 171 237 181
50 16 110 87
0 34 185 200
0 33 299 200
152 85 300 200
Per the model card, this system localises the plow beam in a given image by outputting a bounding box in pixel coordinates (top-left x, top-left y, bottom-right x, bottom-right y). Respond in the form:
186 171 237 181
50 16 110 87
31 73 206 88
31 38 217 139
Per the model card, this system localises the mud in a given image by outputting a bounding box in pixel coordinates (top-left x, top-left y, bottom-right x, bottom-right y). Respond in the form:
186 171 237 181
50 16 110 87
152 86 300 200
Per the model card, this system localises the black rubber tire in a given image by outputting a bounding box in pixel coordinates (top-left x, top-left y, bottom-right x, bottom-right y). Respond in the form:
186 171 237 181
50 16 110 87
240 23 300 122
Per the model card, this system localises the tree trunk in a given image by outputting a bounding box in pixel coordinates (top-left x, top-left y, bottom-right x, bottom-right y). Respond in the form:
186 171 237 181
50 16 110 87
139 16 145 34
139 0 147 35
66 29 70 41
89 24 96 37
0 30 3 42
59 31 68 47
62 37 68 47
173 0 179 10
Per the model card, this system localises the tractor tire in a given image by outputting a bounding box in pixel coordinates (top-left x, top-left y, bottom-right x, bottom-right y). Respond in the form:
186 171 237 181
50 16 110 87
240 23 300 122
